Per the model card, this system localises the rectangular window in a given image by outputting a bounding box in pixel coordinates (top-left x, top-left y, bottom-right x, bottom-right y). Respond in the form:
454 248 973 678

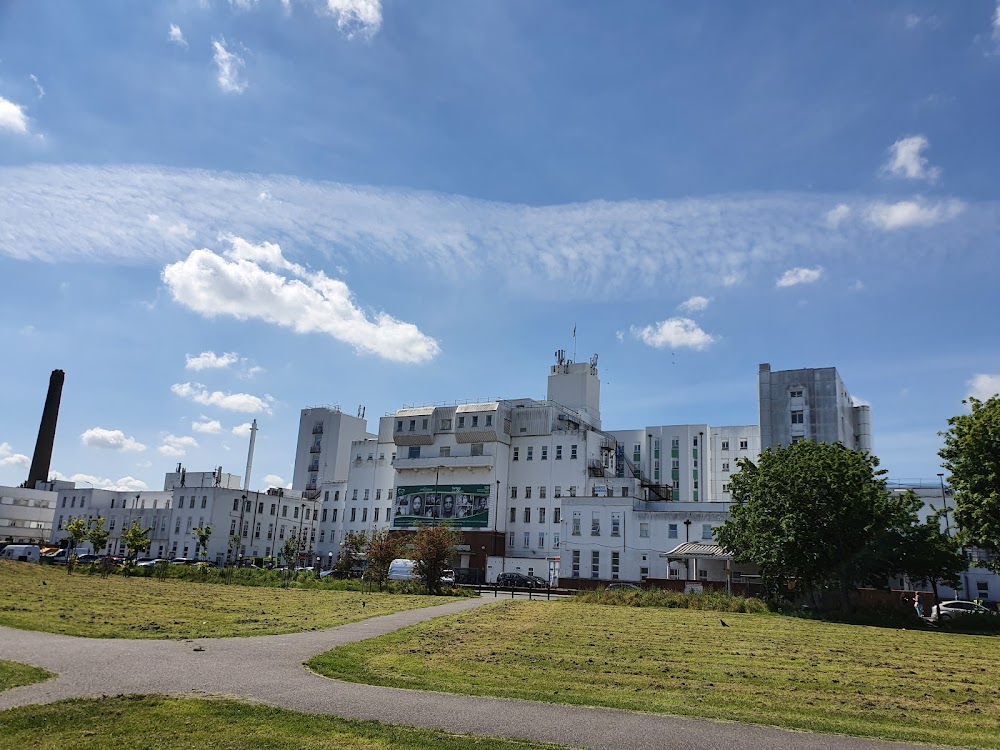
267 524 273 540
332 508 338 522
571 549 580 577
538 532 545 548
611 551 620 580
640 522 650 538
255 523 261 539
362 508 368 522
553 532 560 548
440 418 452 430
512 447 519 461
671 438 679 449
791 411 804 424
352 489 358 501
363 489 369 501
321 509 328 522
523 532 529 548
541 446 548 460
702 523 714 540
507 532 514 548
201 496 207 508
572 512 581 536
229 519 237 535
556 445 562 460
539 507 546 523
524 507 531 523
591 511 600 536
790 389 803 398
279 525 285 540
409 419 416 431
350 508 357 522
510 486 518 499
722 483 730 492
553 507 561 524
554 486 562 498
611 513 620 537
270 503 276 515
439 446 451 457
591 550 600 579
721 440 729 450
525 486 532 499
539 486 547 499
486 415 493 426
374 507 380 522
422 418 428 430
510 507 516 523
668 523 678 539
722 461 729 472
640 567 649 582
396 420 403 431
376 489 382 500
471 443 484 456
233 498 239 511
472 415 479 427
458 416 466 428
527 447 533 461
408 446 421 458
570 444 578 459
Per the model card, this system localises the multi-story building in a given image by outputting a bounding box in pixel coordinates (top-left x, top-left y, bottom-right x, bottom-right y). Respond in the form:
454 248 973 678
0 480 64 545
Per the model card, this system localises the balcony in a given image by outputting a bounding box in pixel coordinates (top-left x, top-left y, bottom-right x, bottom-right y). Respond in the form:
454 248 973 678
305 483 317 491
309 444 321 454
307 461 319 472
312 425 324 435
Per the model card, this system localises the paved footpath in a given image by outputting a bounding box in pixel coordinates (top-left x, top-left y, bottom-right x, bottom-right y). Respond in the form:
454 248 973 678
0 598 936 750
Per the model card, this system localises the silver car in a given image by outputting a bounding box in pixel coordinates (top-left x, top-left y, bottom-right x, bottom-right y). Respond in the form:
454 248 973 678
929 600 995 621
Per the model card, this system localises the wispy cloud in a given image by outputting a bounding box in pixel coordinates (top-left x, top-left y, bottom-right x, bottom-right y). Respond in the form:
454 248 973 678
212 38 248 94
232 422 253 438
262 473 284 487
881 136 940 182
994 0 1000 41
163 236 441 363
157 434 199 458
186 351 240 370
323 0 382 39
631 318 716 351
28 74 45 100
50 470 148 492
171 382 273 413
865 199 965 230
0 442 30 468
826 203 851 228
776 267 823 288
677 296 711 313
80 427 147 452
192 417 223 434
968 373 1000 401
167 23 188 48
0 96 29 135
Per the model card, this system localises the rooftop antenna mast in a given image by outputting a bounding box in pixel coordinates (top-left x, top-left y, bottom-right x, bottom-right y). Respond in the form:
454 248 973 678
572 323 577 363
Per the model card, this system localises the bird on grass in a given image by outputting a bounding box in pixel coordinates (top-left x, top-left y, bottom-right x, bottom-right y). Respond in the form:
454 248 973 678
361 601 366 608
720 619 729 627
42 581 47 586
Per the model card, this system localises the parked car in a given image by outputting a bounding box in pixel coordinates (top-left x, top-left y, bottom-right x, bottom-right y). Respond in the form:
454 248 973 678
496 572 545 588
606 582 643 592
137 558 167 568
440 569 456 585
0 544 40 563
388 558 418 581
42 547 92 565
929 600 996 621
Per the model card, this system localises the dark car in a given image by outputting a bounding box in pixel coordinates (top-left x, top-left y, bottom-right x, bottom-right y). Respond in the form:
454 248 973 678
606 582 643 592
497 572 545 588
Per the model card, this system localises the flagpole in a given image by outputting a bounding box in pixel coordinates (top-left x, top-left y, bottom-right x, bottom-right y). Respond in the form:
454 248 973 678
572 324 577 362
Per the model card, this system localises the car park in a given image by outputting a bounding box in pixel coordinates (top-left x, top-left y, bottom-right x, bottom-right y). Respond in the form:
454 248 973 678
929 600 996 621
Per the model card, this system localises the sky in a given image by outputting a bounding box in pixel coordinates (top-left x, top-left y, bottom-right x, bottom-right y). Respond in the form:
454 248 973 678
2 1 999 493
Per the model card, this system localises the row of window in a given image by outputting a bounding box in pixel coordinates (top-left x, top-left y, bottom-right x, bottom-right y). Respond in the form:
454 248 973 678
507 531 560 549
510 485 579 499
512 444 578 461
397 415 494 432
718 439 750 450
509 507 562 524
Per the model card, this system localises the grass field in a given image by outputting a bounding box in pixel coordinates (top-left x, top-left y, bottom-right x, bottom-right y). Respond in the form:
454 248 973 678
0 560 456 639
0 695 568 750
309 600 1000 749
0 660 53 692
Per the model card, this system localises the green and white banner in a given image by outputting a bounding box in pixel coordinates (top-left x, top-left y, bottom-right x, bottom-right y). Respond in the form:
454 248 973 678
393 484 491 528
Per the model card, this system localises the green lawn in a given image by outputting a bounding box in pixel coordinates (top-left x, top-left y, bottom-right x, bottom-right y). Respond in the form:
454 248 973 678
0 660 53 692
0 695 570 750
0 560 456 639
309 600 1000 749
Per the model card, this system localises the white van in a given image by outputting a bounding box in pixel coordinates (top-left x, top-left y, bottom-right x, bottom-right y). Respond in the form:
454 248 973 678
0 544 41 563
387 558 418 581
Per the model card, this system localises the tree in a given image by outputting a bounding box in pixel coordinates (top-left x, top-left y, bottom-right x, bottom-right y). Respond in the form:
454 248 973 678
716 441 906 606
62 517 89 574
939 395 1000 572
899 505 965 607
365 528 402 590
87 517 110 556
335 531 367 576
120 519 152 564
192 525 212 561
411 526 460 594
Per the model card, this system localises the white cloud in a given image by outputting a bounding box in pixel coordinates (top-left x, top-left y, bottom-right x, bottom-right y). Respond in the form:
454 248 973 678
851 396 871 407
232 422 253 438
80 427 147 452
192 417 223 434
172 382 273 413
262 473 284 487
168 23 188 47
0 96 29 135
158 434 199 458
185 351 240 370
994 1 1000 41
826 203 851 228
968 374 1000 401
0 442 30 468
776 267 823 288
677 296 711 313
212 38 248 94
881 136 940 182
721 273 744 288
49 470 148 493
324 0 382 39
148 213 195 240
163 236 441 363
29 74 45 100
631 318 716 351
864 199 965 230
848 280 865 292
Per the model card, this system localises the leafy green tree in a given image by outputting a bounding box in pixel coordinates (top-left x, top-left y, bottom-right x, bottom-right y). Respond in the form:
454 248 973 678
63 517 89 553
120 519 152 564
280 536 299 567
717 441 905 606
899 505 965 607
411 526 460 594
939 395 1000 572
87 517 110 556
192 525 212 561
335 531 367 575
365 529 402 590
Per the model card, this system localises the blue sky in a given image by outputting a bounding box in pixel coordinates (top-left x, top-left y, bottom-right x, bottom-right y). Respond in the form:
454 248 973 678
1 1 999 492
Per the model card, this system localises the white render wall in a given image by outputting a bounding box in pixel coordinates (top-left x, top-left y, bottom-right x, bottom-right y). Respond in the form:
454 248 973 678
0 484 58 544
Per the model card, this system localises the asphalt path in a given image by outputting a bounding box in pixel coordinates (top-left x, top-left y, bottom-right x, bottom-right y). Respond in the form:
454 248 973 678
0 597 937 750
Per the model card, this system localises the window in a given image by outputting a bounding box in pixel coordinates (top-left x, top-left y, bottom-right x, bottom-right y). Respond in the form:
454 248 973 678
702 524 714 540
457 416 466 428
279 525 285 539
364 489 369 501
233 498 239 511
556 445 562 460
510 507 516 523
668 523 678 539
621 487 628 497
672 459 679 469
721 440 729 450
790 389 803 398
525 486 532 499
523 532 530 548
376 489 382 500
554 507 561 524
611 551 620 580
539 486 547 499
374 508 380 522
527 447 533 461
510 486 518 499
554 486 562 498
507 532 514 548
639 522 650 538
334 491 340 501
693 436 698 447
671 438 679 449
538 532 545 547
409 419 416 431
572 511 581 535
740 439 748 450
570 444 578 459
201 496 207 508
350 508 357 522
640 567 649 582
571 550 580 577
270 503 277 515
541 446 548 460
321 509 328 522
633 443 641 461
722 462 729 472
229 519 237 535
539 507 546 523
439 446 451 457
591 550 600 579
569 486 577 497
396 420 403 431
472 415 479 428
282 505 288 517
591 511 600 536
611 513 620 537
255 523 261 539
440 418 452 430
332 508 338 522
408 446 421 459
512 447 519 461
524 508 531 523
791 411 804 424
486 415 493 426
362 508 368 522
471 443 484 456
422 418 428 430
722 482 731 493
553 532 560 547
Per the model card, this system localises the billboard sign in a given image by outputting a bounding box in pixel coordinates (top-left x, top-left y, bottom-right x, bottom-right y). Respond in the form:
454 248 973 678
392 484 491 528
